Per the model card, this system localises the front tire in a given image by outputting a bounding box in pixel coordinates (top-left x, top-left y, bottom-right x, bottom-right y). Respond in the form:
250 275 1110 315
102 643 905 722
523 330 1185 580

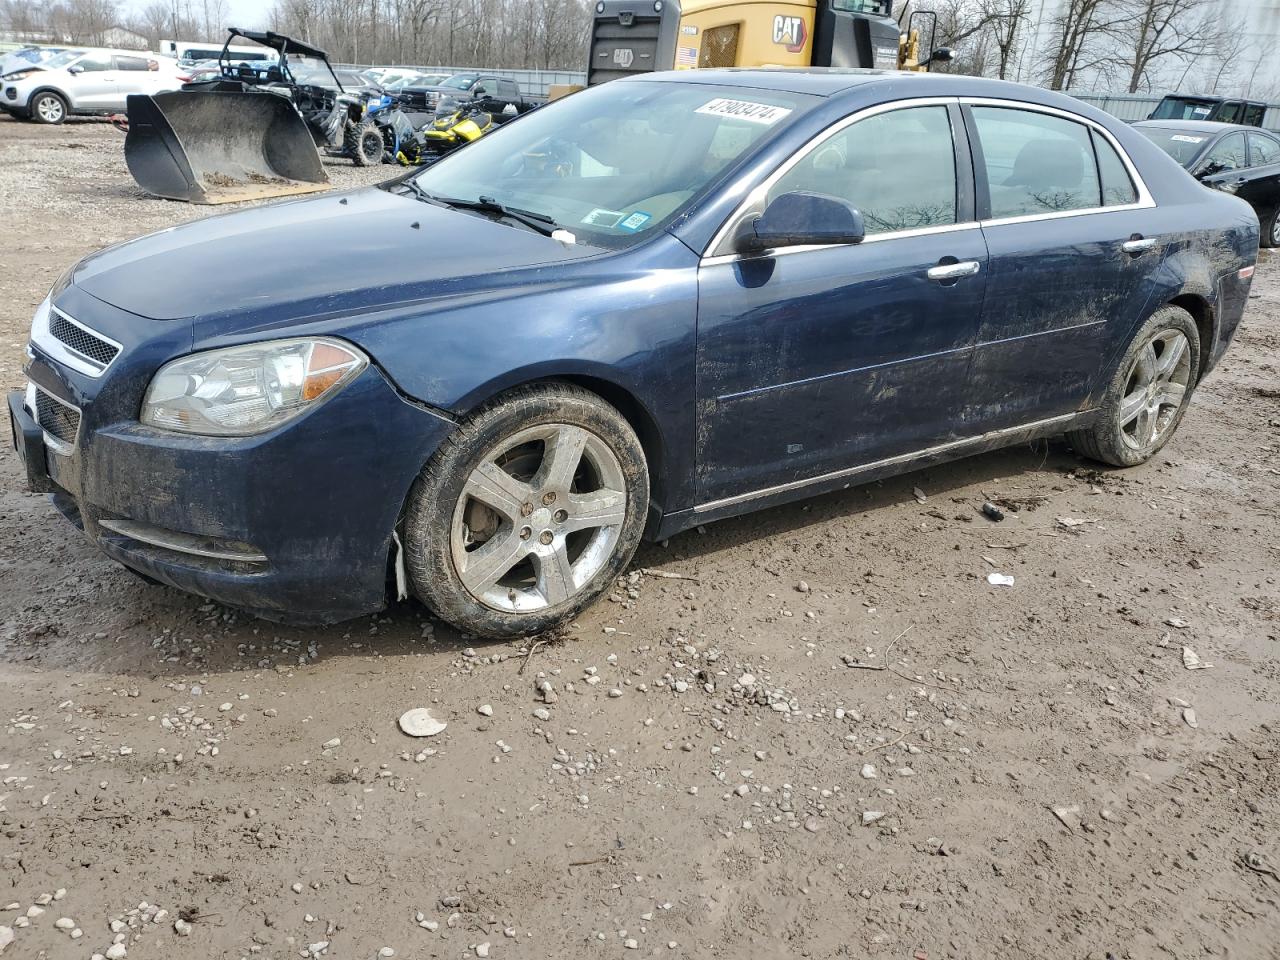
1068 304 1200 467
403 383 649 638
30 91 67 125
345 119 383 166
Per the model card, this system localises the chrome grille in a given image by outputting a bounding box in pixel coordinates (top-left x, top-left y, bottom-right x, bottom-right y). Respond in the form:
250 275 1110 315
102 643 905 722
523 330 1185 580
34 387 80 446
49 310 120 367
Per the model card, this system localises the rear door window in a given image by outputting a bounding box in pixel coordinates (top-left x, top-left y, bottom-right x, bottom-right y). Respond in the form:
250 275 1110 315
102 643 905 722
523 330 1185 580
114 56 151 71
1249 133 1280 166
1093 131 1138 206
971 106 1101 218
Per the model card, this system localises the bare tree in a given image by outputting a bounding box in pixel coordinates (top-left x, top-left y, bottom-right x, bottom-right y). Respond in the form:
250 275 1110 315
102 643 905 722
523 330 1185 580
1042 0 1122 90
981 0 1029 80
1120 0 1219 92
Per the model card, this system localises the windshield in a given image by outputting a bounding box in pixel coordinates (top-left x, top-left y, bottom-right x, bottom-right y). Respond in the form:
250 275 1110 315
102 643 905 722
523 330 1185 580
1136 126 1210 167
411 80 812 247
441 73 479 90
1149 97 1217 121
43 49 87 70
290 59 337 84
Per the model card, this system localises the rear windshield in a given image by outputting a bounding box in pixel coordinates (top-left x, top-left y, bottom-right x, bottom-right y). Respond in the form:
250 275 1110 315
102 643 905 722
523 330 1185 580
1149 98 1217 121
412 80 815 249
1136 127 1209 166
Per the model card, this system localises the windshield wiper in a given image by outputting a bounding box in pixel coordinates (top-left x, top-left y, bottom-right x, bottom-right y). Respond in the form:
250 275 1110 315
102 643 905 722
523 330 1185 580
430 194 562 237
393 185 565 238
396 178 437 204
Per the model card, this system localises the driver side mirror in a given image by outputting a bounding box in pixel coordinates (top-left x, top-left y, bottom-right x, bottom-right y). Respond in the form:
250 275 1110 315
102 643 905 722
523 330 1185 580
737 191 866 254
67 64 84 75
1197 160 1226 179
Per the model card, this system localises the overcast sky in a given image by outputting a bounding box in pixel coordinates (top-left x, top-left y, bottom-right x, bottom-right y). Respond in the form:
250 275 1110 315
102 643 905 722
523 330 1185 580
121 0 270 32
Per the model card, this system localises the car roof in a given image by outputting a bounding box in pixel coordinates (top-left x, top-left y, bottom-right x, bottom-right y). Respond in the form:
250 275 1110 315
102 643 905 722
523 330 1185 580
1132 119 1245 133
632 67 920 96
627 67 1120 111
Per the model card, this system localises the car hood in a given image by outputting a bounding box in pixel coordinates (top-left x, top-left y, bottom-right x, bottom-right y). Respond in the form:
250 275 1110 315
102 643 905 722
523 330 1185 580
70 187 600 325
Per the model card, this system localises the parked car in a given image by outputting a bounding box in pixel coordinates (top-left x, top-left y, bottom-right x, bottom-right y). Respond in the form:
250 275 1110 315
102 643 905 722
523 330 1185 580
2 48 184 123
1134 119 1280 247
384 72 447 92
398 72 535 114
1148 94 1267 127
10 70 1258 635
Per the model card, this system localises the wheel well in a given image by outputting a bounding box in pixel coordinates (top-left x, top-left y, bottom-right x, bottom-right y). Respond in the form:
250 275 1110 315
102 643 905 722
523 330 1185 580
553 374 667 510
28 87 68 108
1167 293 1214 377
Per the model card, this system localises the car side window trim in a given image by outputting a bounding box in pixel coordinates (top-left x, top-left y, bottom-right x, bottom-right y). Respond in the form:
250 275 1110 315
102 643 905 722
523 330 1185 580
703 95 1153 262
704 96 973 260
961 97 1155 227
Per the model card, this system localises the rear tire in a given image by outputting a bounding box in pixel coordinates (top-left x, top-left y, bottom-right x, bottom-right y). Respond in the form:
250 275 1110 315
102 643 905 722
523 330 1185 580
30 91 67 125
1068 304 1200 467
403 383 649 639
345 119 383 167
1260 205 1280 248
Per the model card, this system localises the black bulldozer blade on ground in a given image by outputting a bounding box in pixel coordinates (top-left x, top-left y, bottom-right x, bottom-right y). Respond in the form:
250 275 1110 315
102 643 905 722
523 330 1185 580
124 91 330 204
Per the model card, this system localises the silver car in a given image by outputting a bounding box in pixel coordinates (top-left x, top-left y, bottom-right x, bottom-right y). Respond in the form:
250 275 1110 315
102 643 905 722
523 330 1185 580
2 48 184 123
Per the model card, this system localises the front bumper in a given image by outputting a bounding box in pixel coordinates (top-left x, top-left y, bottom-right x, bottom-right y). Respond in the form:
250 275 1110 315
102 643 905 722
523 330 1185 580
17 346 455 623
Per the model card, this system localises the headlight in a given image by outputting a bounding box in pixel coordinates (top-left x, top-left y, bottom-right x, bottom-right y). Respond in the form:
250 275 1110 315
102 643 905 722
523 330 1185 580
141 337 367 436
4 70 35 81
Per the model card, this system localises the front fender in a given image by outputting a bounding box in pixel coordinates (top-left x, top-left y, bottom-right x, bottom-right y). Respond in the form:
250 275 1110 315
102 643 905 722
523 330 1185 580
344 235 702 515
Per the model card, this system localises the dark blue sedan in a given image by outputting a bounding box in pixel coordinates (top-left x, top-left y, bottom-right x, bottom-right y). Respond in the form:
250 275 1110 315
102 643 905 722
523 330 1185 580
10 69 1259 636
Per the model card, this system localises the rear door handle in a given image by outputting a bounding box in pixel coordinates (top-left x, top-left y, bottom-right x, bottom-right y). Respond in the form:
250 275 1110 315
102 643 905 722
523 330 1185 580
1121 237 1158 255
927 260 981 281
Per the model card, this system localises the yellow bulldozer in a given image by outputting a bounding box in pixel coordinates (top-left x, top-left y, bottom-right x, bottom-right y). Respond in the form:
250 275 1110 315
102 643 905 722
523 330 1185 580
584 0 950 85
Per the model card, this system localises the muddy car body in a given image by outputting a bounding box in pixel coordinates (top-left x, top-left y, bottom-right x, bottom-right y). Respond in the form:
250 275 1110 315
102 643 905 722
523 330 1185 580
11 69 1258 635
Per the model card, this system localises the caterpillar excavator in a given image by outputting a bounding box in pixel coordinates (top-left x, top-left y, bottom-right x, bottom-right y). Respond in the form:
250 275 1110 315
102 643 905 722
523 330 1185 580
582 0 950 86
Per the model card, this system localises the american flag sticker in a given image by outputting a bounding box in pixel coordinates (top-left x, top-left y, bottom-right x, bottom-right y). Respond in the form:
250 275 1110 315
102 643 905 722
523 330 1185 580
676 45 698 66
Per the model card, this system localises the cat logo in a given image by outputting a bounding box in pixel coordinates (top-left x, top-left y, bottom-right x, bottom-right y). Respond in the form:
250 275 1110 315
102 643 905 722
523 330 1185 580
613 47 635 67
771 14 807 52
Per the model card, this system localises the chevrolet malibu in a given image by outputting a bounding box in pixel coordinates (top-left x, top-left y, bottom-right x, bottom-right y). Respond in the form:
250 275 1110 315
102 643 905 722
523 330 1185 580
9 69 1258 637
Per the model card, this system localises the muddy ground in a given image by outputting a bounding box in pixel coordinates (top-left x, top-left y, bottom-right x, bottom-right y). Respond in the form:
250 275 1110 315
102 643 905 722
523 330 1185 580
1 116 1279 960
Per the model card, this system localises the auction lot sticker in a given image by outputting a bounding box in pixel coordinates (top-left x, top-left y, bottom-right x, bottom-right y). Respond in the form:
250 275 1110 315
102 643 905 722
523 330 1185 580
696 98 792 125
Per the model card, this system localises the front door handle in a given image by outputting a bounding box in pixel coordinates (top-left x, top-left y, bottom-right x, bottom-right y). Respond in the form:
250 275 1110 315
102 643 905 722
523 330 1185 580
1121 237 1158 255
927 260 981 281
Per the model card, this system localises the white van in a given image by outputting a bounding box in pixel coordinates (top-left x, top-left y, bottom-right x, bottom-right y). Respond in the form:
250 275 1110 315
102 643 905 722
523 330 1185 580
160 40 273 66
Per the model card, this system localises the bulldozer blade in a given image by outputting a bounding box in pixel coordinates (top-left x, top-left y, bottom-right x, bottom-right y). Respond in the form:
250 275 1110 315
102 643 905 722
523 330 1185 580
124 91 331 204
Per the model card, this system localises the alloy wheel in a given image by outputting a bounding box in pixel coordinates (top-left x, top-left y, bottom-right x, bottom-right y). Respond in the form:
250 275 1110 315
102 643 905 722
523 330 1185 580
1271 213 1280 247
1118 328 1192 451
449 423 628 612
36 95 64 123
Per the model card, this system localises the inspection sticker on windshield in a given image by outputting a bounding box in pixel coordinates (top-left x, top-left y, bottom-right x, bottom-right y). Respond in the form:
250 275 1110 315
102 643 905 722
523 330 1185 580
581 208 627 228
619 211 652 232
1171 135 1205 143
696 97 792 125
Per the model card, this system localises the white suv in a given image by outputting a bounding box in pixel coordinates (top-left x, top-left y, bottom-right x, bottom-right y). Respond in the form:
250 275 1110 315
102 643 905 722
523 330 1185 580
1 48 184 124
